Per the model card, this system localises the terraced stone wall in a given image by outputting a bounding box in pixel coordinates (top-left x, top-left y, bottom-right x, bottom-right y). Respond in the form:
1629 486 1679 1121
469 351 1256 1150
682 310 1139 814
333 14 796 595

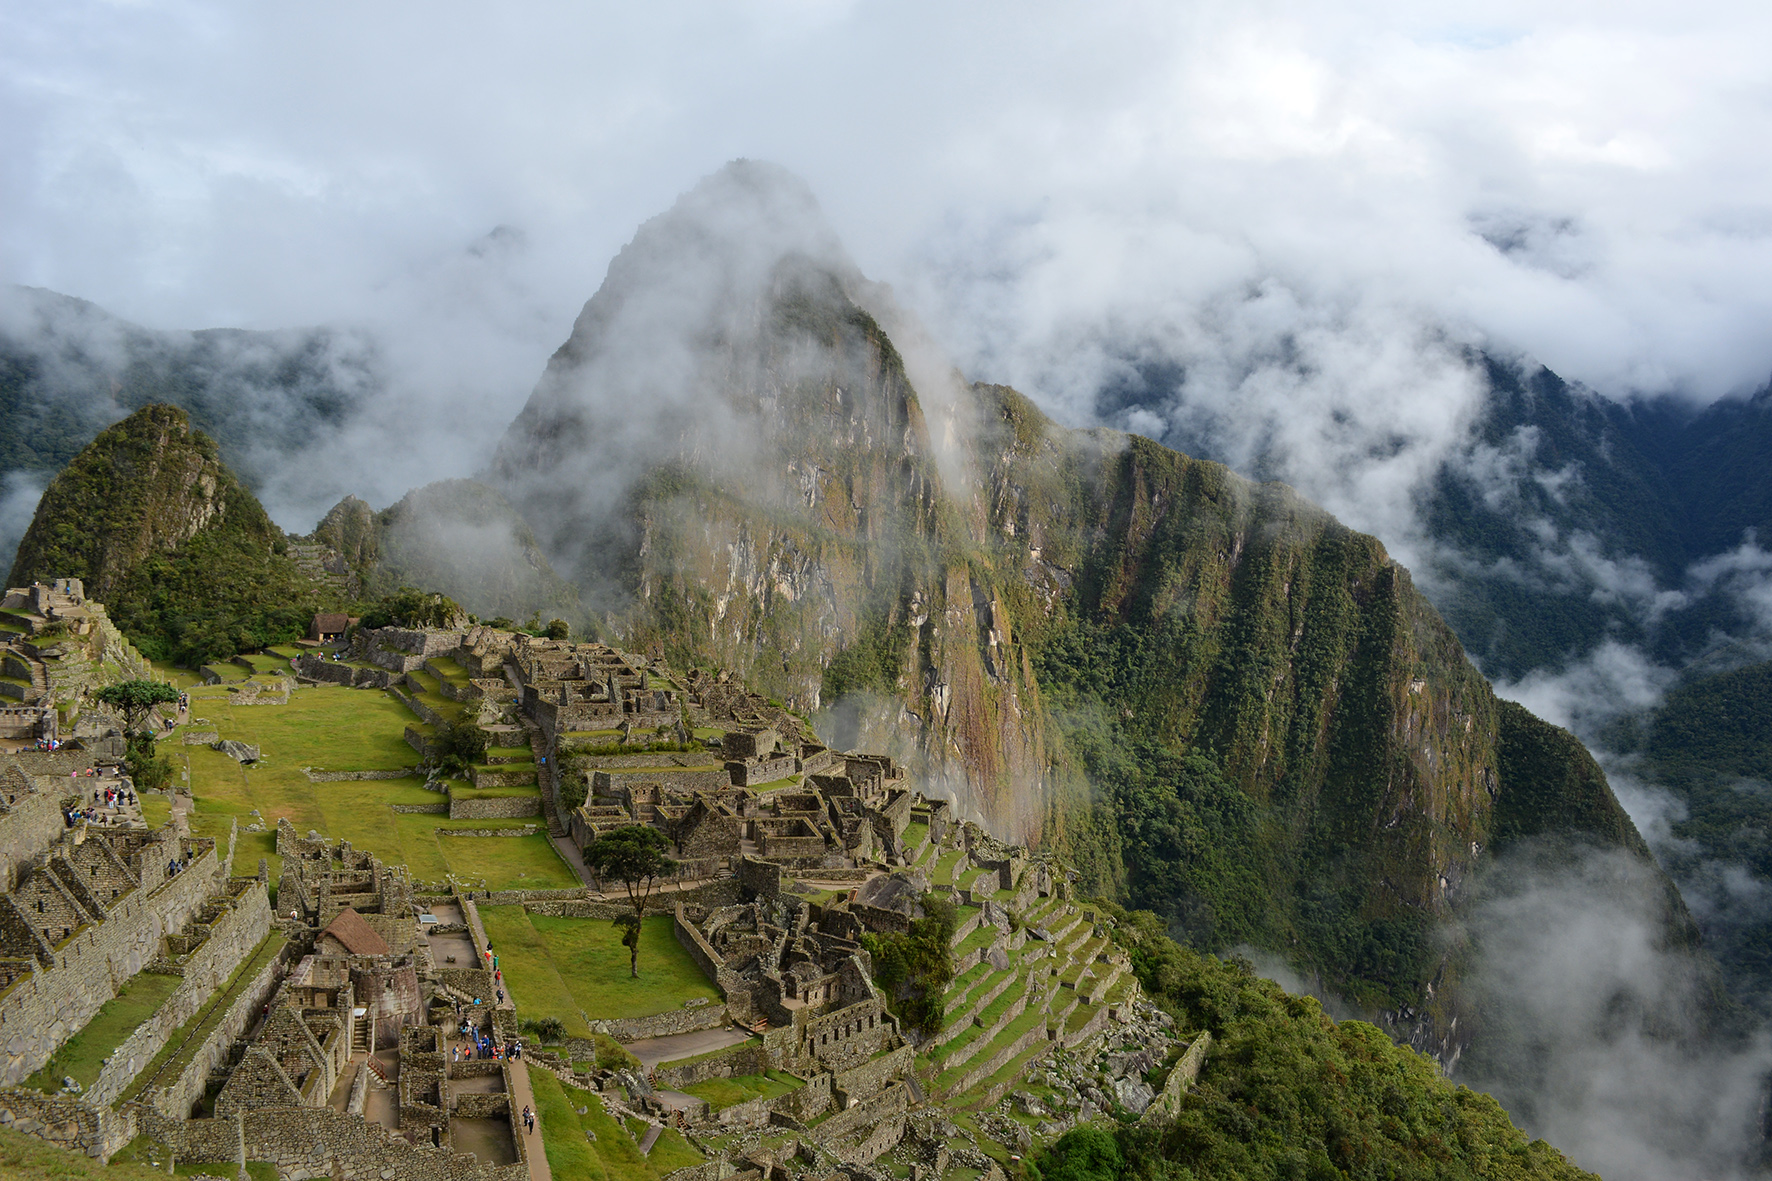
139 1104 527 1181
85 880 270 1106
447 795 541 821
0 838 219 1088
135 936 292 1119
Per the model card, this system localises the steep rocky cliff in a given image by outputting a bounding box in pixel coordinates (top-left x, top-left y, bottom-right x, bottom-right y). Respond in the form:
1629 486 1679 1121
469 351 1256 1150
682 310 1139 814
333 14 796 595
485 162 1693 1055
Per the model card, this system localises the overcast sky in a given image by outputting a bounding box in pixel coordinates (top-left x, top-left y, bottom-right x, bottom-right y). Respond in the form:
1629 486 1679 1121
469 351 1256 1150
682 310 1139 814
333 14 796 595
4 0 1770 431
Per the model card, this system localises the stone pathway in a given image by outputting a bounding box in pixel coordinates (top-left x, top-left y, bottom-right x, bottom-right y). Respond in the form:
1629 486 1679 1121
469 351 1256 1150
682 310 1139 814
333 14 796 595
623 1026 751 1068
456 897 554 1181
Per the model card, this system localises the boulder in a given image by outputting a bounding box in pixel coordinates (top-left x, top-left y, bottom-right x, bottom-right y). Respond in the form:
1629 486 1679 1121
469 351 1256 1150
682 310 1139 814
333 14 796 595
1112 1074 1156 1115
213 739 261 763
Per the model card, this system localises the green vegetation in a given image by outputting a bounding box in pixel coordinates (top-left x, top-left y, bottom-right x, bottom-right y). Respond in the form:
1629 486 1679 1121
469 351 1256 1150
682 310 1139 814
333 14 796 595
861 893 956 1035
582 825 678 977
359 586 462 630
22 971 181 1090
6 406 350 666
94 679 179 732
1075 901 1596 1181
530 1072 701 1181
479 908 718 1035
169 678 572 887
1618 659 1772 1007
681 1071 800 1110
430 716 490 777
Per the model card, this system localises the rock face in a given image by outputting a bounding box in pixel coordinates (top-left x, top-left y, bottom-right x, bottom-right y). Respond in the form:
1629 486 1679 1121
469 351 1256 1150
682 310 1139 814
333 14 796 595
305 479 579 624
482 161 1692 1055
8 404 248 600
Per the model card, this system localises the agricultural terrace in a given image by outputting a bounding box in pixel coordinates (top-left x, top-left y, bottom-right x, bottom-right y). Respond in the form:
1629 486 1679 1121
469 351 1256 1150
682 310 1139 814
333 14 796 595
479 908 719 1036
169 660 575 891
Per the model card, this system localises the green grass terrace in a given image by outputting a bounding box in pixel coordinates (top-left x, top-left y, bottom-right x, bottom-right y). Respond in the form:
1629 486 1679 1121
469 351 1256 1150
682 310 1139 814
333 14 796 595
23 971 182 1091
480 909 719 1037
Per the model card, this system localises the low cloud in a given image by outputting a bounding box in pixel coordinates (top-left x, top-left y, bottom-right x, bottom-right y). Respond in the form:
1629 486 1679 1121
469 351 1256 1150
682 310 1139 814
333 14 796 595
1457 842 1772 1181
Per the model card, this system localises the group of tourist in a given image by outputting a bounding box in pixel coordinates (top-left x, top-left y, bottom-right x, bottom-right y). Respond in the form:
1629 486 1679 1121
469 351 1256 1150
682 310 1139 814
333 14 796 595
31 736 62 751
522 1104 535 1134
450 1020 524 1064
166 857 188 877
61 784 137 828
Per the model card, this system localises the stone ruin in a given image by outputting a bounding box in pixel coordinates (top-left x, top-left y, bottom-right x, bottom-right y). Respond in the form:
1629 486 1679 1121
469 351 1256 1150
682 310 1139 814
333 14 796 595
0 579 159 748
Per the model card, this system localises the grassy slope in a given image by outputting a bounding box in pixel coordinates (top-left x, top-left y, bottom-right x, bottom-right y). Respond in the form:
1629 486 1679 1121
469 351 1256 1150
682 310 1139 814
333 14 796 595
529 1071 700 1181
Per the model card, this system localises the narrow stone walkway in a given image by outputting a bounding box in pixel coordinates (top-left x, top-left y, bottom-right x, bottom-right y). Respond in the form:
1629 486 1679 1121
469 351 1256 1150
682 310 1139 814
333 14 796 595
459 896 554 1181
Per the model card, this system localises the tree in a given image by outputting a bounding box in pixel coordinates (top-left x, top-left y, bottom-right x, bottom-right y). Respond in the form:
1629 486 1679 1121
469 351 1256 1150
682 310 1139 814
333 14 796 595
860 893 957 1036
94 679 180 735
429 719 489 778
582 826 678 977
359 587 463 630
545 618 570 640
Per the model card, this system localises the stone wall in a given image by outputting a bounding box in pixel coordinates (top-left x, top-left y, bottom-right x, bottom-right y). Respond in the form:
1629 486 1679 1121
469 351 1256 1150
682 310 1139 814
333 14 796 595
652 1042 770 1090
470 766 536 789
0 788 69 892
807 1081 908 1147
304 768 416 783
140 1104 525 1181
448 795 541 821
590 768 730 796
396 803 451 815
393 685 446 728
85 882 272 1106
0 838 222 1088
673 906 723 988
1140 1031 1212 1124
795 1000 891 1074
736 857 781 902
942 1022 1049 1098
438 826 543 838
136 937 292 1120
0 1086 137 1160
593 1002 728 1043
831 1044 914 1103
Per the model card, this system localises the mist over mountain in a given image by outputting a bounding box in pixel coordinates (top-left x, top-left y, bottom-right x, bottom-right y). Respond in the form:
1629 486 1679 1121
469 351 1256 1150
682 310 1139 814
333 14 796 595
3 157 1770 1177
0 285 379 574
469 161 1772 1176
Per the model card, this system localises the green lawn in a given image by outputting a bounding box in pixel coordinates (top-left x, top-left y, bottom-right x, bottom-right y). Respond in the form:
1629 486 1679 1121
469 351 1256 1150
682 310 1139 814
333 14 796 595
933 849 964 884
140 794 171 829
481 909 719 1035
172 681 570 888
436 833 576 890
680 1071 799 1111
530 1072 702 1181
23 971 182 1090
